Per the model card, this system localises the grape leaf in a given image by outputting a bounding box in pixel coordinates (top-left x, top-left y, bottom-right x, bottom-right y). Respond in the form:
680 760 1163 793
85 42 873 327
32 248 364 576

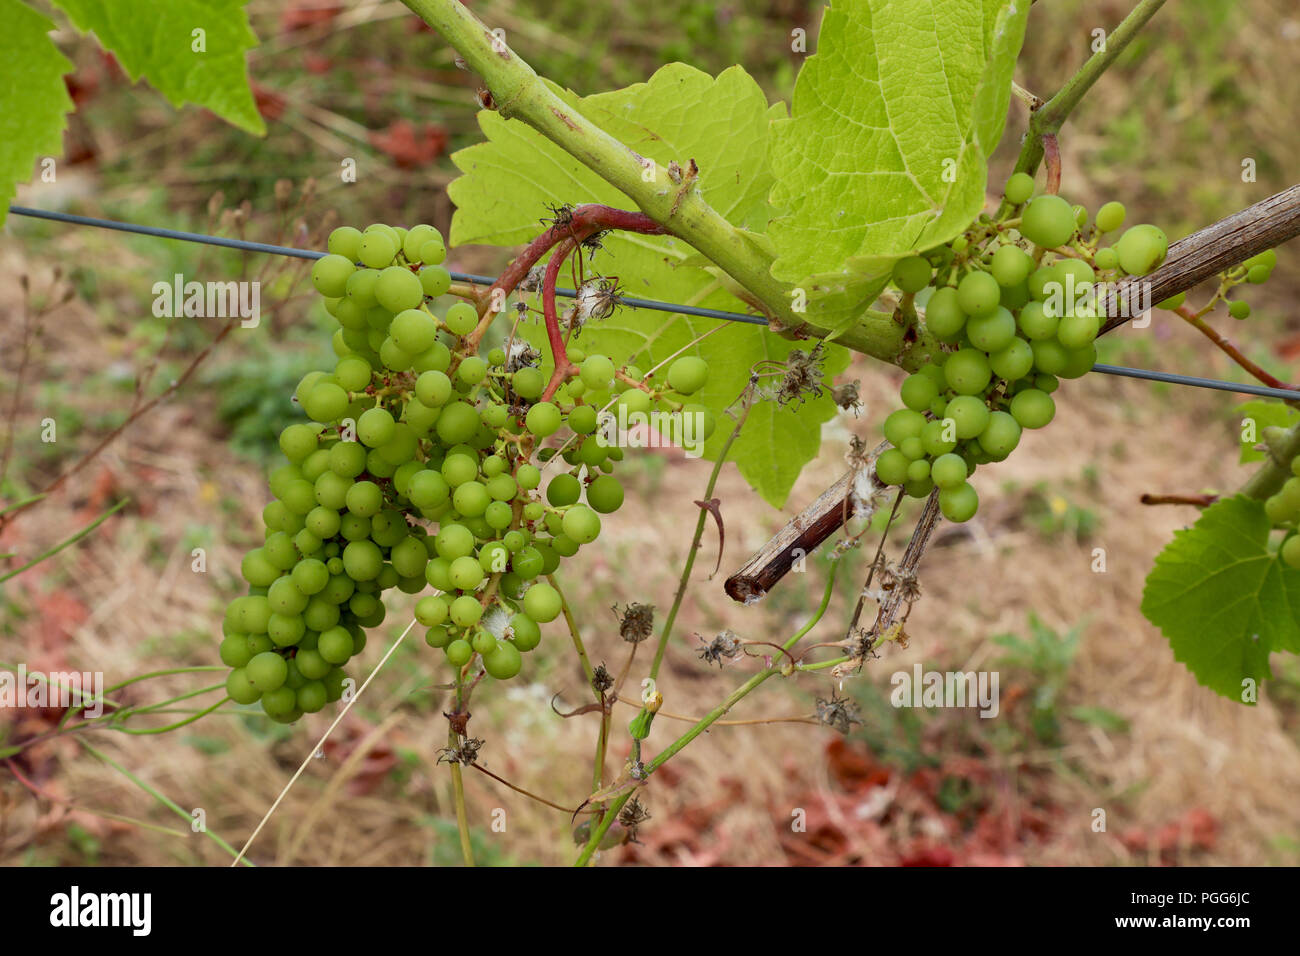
52 0 264 135
767 0 1030 312
1235 399 1299 465
448 64 849 508
0 1 74 227
1141 495 1300 699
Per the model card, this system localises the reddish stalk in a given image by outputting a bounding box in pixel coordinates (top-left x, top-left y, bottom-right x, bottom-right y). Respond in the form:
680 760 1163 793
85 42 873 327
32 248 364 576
1140 493 1219 507
541 237 580 401
1043 133 1062 195
1175 304 1296 393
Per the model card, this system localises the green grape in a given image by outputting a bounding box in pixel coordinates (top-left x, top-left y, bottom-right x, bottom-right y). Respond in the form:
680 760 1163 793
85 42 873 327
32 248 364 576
241 550 280 588
425 626 452 649
966 307 1016 352
921 418 957 457
989 338 1034 381
1094 247 1119 272
586 475 624 513
1095 201 1126 234
526 402 562 437
303 382 349 423
450 595 484 627
1020 195 1077 249
944 395 990 439
374 266 422 313
356 407 396 447
435 402 480 444
226 669 262 705
943 349 992 396
990 245 1033 288
418 265 452 298
444 302 479 336
978 411 1022 457
906 459 930 483
898 436 925 461
1228 300 1251 320
930 453 968 489
1058 342 1097 379
247 651 289 692
925 287 965 339
318 627 354 665
1281 535 1300 569
1003 172 1034 205
882 408 926 446
1265 494 1293 524
435 523 475 560
618 389 652 416
342 539 383 581
510 614 541 652
388 308 436 355
938 482 979 522
1009 388 1056 429
328 226 364 261
279 424 319 463
1155 292 1186 311
956 271 1001 318
291 558 329 595
312 254 355 298
457 356 488 387
344 480 383 517
562 505 601 544
1115 224 1168 275
452 482 489 519
1056 313 1099 350
220 635 254 668
523 582 563 623
390 536 429 578
448 555 486 590
666 356 709 395
875 448 910 485
441 454 477 488
379 337 412 372
486 474 517 501
345 268 381 308
479 541 511 574
472 630 498 655
1029 339 1069 376
891 255 932 293
268 613 306 647
900 373 938 412
547 472 582 506
513 367 545 400
445 639 474 667
564 405 595 435
581 355 616 389
904 475 934 499
483 641 522 679
358 232 397 269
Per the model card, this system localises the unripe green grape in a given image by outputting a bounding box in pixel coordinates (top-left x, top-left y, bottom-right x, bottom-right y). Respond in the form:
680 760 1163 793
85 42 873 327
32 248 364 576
900 373 938 412
472 630 498 655
1009 388 1056 429
989 338 1035 381
891 255 932 293
291 558 329 596
618 388 652 416
379 337 412 372
978 411 1022 457
898 436 925 461
904 475 934 499
483 474 515 502
1115 224 1168 276
1030 339 1069 376
422 626 451 650
1003 172 1034 205
333 357 372 393
547 472 582 507
375 266 423 313
344 480 382 517
444 302 478 336
1265 494 1293 524
1092 200 1125 234
567 405 598 435
312 254 355 298
444 639 473 667
938 482 979 522
345 267 381 308
355 407 395 448
1280 535 1300 569
318 627 354 665
523 582 563 622
268 577 309 618
875 448 910 485
435 401 480 444
1058 342 1097 379
516 464 541 491
1000 280 1031 312
1157 293 1185 310
406 471 448 512
1020 195 1076 249
522 502 545 522
483 501 511 530
435 523 475 560
445 555 483 591
1056 313 1099 350
906 459 930 483
512 546 544 579
581 355 616 389
247 651 289 692
944 395 991 439
966 307 1017 352
990 244 1033 288
226 669 262 705
237 597 273 635
303 382 348 423
956 271 1001 318
341 539 383 581
457 357 489 388
586 475 624 513
279 424 319 463
683 404 716 440
510 614 541 652
921 418 957 456
882 408 927 446
931 453 968 489
483 641 522 679
450 595 484 628
1228 300 1251 320
242 550 280 588
328 225 364 261
390 308 438 355
477 541 510 574
943 349 992 396
666 356 709 395
526 402 562 437
512 367 545 400
451 481 489 518
562 505 601 544
925 287 966 340
220 635 254 668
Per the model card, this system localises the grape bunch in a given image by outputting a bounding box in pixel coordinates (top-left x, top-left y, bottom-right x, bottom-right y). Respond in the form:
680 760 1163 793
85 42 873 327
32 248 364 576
875 174 1188 523
220 221 713 723
1265 451 1300 569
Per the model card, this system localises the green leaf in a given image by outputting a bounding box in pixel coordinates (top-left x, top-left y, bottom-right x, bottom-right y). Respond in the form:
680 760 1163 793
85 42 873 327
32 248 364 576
52 0 264 134
0 1 74 228
449 64 849 507
767 0 1030 311
1141 495 1300 699
1235 399 1298 464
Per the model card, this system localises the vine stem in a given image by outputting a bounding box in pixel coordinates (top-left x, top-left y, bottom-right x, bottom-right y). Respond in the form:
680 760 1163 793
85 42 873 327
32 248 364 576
1174 304 1295 393
648 388 754 680
574 558 841 865
1010 0 1170 180
449 726 475 867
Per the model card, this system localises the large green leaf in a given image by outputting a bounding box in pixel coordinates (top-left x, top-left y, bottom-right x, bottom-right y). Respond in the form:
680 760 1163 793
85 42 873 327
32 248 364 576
53 0 264 134
449 64 849 508
1141 495 1300 699
767 0 1030 310
0 1 74 227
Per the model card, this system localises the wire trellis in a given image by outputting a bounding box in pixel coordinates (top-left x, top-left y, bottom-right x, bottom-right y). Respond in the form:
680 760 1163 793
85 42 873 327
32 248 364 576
7 204 1296 401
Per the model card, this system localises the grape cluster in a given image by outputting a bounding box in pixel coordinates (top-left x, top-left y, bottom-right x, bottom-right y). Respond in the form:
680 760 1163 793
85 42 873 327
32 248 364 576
1266 452 1300 569
221 221 712 723
876 174 1183 523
